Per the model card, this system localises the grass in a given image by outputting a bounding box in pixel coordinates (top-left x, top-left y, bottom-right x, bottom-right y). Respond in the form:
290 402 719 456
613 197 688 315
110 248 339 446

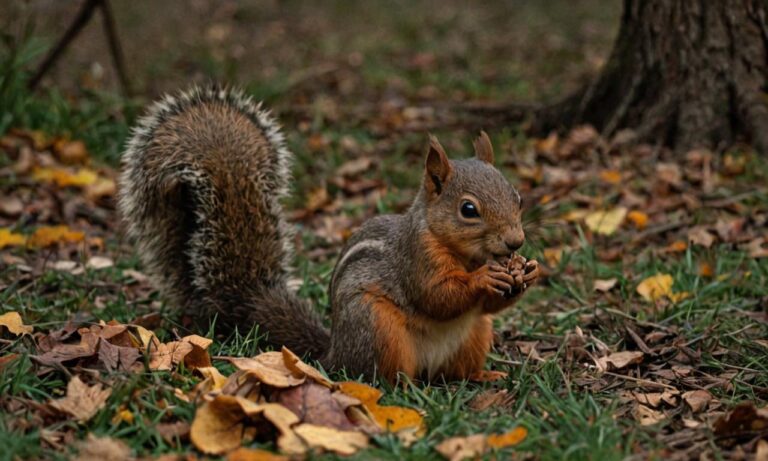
2 1 768 459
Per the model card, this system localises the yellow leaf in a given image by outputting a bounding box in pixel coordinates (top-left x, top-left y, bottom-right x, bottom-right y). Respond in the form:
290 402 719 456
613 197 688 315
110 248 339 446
561 209 589 222
0 228 25 249
227 352 305 388
584 207 627 235
190 396 246 455
599 169 622 185
49 376 111 423
227 447 289 461
85 178 116 200
32 167 99 187
111 408 135 425
486 426 528 448
338 381 424 435
543 247 564 266
27 225 85 248
0 311 33 335
636 273 673 302
668 291 691 303
627 210 649 230
293 423 369 456
282 347 333 388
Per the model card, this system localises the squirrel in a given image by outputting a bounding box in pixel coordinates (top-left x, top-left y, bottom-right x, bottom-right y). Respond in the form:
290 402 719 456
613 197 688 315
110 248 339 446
119 85 539 382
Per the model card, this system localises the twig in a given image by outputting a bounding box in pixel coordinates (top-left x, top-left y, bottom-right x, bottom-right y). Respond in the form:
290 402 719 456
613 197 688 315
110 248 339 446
601 371 678 390
28 0 132 96
98 0 132 96
28 0 100 90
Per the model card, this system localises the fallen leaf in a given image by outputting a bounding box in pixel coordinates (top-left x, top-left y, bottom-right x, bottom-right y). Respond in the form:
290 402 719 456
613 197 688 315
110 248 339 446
338 381 424 435
599 169 622 185
32 167 99 187
281 347 333 387
543 246 564 266
714 402 768 438
486 426 528 448
636 273 673 302
634 404 665 426
0 311 33 336
111 408 135 425
688 227 716 248
756 439 768 461
227 352 305 387
665 240 688 253
27 225 85 248
190 396 246 455
0 228 25 249
626 210 649 230
49 376 111 422
593 278 618 292
584 207 627 236
53 139 89 164
682 390 712 412
436 434 486 461
277 382 356 430
336 157 374 178
86 256 114 270
598 351 644 371
293 423 369 456
227 447 289 461
746 238 768 259
75 434 132 461
0 197 23 217
0 353 19 371
85 178 117 201
698 262 714 277
468 389 513 411
156 421 191 445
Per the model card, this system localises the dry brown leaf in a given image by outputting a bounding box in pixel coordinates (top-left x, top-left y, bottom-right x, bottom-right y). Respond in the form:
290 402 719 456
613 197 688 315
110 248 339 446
293 423 369 456
756 439 768 461
227 352 305 388
75 434 132 461
190 396 246 455
281 347 333 387
688 227 716 248
53 139 89 164
155 421 190 445
593 278 618 292
469 389 514 411
0 311 33 336
0 197 23 217
278 382 356 430
598 351 644 371
682 390 712 412
260 402 305 455
86 256 114 270
714 402 768 438
436 434 486 461
746 237 768 259
98 338 141 372
634 404 665 426
227 447 289 461
636 273 673 302
49 376 111 422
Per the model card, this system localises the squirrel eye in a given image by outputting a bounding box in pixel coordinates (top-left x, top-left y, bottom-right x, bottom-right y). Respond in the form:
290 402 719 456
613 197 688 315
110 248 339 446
460 200 480 219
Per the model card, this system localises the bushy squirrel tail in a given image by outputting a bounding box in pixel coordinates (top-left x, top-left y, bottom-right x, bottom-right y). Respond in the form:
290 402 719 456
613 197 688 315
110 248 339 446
118 85 330 358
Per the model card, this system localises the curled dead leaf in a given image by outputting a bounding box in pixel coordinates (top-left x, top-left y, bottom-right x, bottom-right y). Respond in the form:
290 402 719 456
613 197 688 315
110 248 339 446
49 376 111 423
682 389 713 413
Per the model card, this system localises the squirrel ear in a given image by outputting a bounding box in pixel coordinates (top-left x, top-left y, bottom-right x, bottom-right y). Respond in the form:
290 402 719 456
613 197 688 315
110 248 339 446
425 134 452 196
473 130 494 164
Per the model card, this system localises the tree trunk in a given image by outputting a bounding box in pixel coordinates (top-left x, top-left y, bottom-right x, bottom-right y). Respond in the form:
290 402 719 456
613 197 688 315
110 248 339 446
540 0 768 153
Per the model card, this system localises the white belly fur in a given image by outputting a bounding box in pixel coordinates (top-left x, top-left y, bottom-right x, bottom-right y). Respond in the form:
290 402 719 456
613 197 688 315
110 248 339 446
412 309 480 378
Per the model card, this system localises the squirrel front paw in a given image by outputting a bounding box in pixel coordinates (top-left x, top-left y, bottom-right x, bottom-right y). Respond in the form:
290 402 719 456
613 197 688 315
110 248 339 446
473 262 518 296
503 256 540 299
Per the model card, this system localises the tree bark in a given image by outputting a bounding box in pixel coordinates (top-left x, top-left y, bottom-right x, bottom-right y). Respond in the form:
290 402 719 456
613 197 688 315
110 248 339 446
538 0 768 153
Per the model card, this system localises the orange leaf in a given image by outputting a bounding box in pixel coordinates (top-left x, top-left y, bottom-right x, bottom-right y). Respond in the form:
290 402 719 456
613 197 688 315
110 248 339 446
486 426 528 448
599 169 622 185
27 225 85 248
627 210 649 230
0 228 25 249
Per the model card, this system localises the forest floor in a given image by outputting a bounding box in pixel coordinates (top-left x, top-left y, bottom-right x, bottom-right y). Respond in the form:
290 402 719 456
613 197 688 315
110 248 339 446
1 1 767 460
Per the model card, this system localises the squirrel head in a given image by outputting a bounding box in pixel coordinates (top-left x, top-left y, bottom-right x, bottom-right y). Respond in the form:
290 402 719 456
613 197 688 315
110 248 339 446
420 132 524 267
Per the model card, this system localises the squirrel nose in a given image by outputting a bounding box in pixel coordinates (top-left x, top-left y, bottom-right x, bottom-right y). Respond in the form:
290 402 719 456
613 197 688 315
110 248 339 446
503 229 525 252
